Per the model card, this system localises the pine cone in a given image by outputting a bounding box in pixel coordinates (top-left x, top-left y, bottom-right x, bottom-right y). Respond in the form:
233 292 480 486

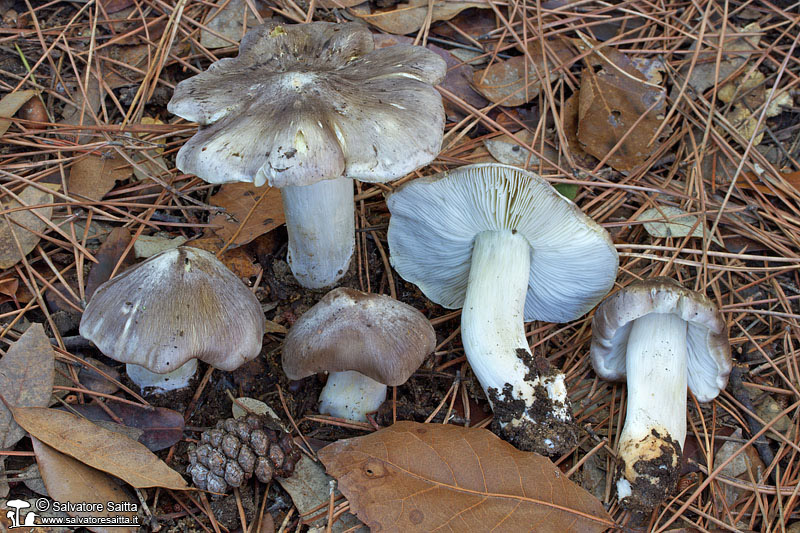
187 414 300 493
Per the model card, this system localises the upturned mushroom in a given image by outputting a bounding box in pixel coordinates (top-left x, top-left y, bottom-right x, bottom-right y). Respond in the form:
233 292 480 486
168 21 446 289
387 163 618 454
80 246 266 392
282 287 435 422
591 277 732 512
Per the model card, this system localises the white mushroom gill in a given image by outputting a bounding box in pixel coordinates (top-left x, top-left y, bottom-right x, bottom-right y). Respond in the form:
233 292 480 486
461 230 571 451
318 370 387 422
616 311 687 509
281 177 355 289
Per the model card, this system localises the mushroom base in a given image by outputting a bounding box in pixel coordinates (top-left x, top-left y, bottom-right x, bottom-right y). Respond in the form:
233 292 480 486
318 370 387 422
617 429 682 513
126 359 198 393
282 177 355 289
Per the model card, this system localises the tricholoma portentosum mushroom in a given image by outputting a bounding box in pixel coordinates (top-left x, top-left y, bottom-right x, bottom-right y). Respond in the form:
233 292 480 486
591 277 731 513
387 163 618 454
168 21 446 289
80 246 266 392
282 287 435 422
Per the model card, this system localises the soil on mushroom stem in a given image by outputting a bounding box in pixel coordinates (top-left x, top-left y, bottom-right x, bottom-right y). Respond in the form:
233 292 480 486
621 429 682 519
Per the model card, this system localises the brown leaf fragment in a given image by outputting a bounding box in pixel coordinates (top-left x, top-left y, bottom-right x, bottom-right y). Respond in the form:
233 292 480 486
86 227 135 301
68 151 133 202
358 0 488 36
0 323 55 449
319 421 613 533
0 184 58 269
0 89 36 136
209 183 285 248
188 236 260 278
577 64 667 171
31 437 139 533
9 406 188 489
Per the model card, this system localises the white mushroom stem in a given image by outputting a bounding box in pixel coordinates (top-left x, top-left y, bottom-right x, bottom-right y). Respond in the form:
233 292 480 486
125 359 198 393
318 370 387 422
616 312 687 508
461 230 573 453
281 177 355 289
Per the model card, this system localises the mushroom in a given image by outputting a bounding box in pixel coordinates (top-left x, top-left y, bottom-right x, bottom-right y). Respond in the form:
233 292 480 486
168 21 446 289
386 163 618 454
590 277 732 512
282 287 435 422
80 246 266 392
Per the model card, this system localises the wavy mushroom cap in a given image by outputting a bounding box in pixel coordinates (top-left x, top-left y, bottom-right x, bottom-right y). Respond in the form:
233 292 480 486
387 163 619 323
168 21 447 188
80 246 266 373
282 288 435 385
591 277 732 402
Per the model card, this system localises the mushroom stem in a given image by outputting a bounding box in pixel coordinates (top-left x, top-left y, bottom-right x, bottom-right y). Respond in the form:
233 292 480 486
617 311 687 511
125 359 198 393
281 177 355 289
461 230 576 454
318 370 387 422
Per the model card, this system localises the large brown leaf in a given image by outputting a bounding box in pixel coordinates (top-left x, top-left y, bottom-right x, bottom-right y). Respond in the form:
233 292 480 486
0 323 55 448
0 184 58 269
319 421 614 532
31 437 139 533
357 0 488 36
209 183 284 248
63 403 184 451
9 406 187 490
68 151 133 202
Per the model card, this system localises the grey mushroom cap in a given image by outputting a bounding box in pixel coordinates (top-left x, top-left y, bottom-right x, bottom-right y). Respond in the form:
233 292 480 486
282 288 435 385
80 246 266 373
591 277 732 402
168 21 446 188
386 163 619 323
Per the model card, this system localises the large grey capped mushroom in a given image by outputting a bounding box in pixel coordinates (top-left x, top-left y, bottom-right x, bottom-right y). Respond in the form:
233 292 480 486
282 287 435 422
591 277 731 513
80 246 266 392
168 21 446 289
387 163 618 454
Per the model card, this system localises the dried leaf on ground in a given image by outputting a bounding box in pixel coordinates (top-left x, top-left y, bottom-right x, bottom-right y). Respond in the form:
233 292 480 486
320 421 613 532
483 130 558 168
132 234 187 258
0 324 55 449
86 227 134 300
357 0 488 36
0 277 19 305
577 62 668 171
0 89 37 136
63 403 185 452
68 151 133 201
0 184 58 269
188 236 260 278
9 406 187 489
209 183 284 248
473 40 575 106
31 437 138 533
637 206 721 244
201 0 269 49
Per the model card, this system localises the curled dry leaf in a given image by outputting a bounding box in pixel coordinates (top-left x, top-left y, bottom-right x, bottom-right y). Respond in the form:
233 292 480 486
31 437 138 533
0 184 58 269
0 89 37 136
9 406 188 489
0 323 55 449
68 150 133 202
209 183 285 248
319 421 613 532
637 206 721 245
357 0 488 36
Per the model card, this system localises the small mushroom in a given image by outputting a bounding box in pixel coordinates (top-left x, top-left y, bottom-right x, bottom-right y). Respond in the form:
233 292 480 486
282 287 435 422
168 21 446 289
387 163 618 454
80 246 266 392
591 277 732 512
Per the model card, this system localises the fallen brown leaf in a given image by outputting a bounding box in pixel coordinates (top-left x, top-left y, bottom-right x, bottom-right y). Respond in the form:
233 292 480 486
0 324 55 449
0 89 37 136
9 406 188 489
209 183 284 248
86 227 134 300
0 184 58 269
0 276 19 305
320 421 613 532
357 0 488 36
188 236 261 278
68 151 133 202
31 437 139 533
